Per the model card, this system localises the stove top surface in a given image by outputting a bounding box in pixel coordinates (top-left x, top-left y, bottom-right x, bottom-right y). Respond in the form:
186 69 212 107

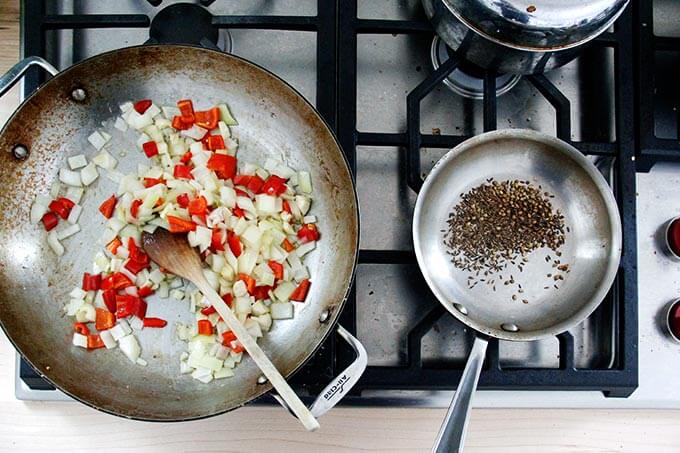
12 0 680 408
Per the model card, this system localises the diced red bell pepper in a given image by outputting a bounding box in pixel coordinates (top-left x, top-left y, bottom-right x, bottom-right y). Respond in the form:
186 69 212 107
95 308 115 330
297 223 320 243
253 285 272 300
173 164 193 180
222 293 233 307
267 260 284 280
290 279 311 302
133 99 152 114
194 107 220 130
57 197 75 210
180 151 193 164
246 175 264 194
99 195 117 219
197 319 213 336
188 195 208 216
143 317 167 328
115 294 138 318
233 174 251 187
232 206 245 218
238 273 256 295
227 231 242 257
74 322 90 335
201 305 216 315
221 330 237 346
261 175 288 196
282 199 292 214
282 238 295 252
167 215 197 233
124 257 149 275
87 334 105 349
106 237 122 255
171 115 192 130
211 228 225 251
206 134 225 150
206 153 236 180
82 272 101 291
136 299 148 319
102 289 117 313
41 212 59 231
49 199 70 220
177 99 195 122
143 177 165 188
232 344 245 354
130 199 143 219
176 193 190 208
138 285 154 297
112 272 135 289
142 141 159 158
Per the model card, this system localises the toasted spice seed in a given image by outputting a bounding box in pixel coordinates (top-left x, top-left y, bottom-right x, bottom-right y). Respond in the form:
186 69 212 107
512 294 517 300
522 299 529 304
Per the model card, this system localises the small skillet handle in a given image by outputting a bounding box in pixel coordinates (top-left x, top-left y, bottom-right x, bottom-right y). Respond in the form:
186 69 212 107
432 335 488 453
0 57 58 99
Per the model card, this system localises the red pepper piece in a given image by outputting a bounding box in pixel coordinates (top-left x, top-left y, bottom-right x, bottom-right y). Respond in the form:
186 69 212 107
173 164 193 180
232 206 245 218
206 153 237 180
135 298 148 319
246 175 265 194
87 334 105 349
297 223 320 243
282 199 292 214
95 308 115 330
232 344 245 354
124 258 149 275
211 228 225 252
290 279 311 302
261 175 288 196
197 319 213 336
282 238 295 252
143 317 167 328
253 285 272 300
176 193 190 208
49 199 70 220
194 107 220 130
41 212 59 231
115 294 139 318
222 293 233 307
102 289 117 313
138 285 154 297
267 260 284 280
238 273 256 295
201 305 216 315
133 99 152 114
207 135 225 151
143 177 165 188
167 215 197 233
180 151 193 164
106 237 122 255
177 99 195 122
82 272 101 291
171 115 192 130
130 199 143 219
74 322 90 335
112 272 135 289
57 197 75 210
233 188 248 198
142 141 159 158
188 195 208 216
233 174 251 187
227 231 242 257
221 330 237 346
99 195 117 219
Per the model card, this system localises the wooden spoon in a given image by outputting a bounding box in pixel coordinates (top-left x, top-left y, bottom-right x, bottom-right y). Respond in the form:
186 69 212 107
142 229 320 431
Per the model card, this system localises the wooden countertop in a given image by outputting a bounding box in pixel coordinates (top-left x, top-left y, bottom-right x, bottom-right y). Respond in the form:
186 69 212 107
1 2 679 451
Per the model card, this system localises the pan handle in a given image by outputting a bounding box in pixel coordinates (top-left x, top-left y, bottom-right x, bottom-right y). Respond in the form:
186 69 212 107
432 335 488 453
0 57 58 99
271 324 367 418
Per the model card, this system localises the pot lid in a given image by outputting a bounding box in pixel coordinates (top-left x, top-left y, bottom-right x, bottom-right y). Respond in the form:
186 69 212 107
441 0 629 50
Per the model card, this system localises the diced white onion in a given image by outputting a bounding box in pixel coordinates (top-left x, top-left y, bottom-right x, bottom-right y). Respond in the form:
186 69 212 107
59 168 82 187
75 303 95 323
57 223 80 240
47 231 64 255
110 320 132 341
68 154 88 170
270 302 294 319
87 130 110 150
99 330 117 349
119 335 141 363
93 149 118 170
72 333 88 348
80 162 99 186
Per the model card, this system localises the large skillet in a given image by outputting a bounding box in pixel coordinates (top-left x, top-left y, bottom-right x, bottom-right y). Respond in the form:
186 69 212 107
413 130 622 452
0 45 365 421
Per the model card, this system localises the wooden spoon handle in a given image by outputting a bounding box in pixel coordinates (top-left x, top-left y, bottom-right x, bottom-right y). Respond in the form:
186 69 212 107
195 280 320 431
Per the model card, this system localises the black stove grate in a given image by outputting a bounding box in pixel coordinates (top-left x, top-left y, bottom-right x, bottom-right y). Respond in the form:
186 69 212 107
19 1 638 398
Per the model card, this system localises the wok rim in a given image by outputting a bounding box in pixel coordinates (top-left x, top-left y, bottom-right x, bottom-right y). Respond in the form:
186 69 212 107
0 44 360 422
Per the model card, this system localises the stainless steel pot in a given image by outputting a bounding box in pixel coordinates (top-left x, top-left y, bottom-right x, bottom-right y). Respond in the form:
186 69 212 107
422 0 630 74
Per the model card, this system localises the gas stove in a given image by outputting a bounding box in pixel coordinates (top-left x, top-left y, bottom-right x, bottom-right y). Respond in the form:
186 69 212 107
14 0 680 409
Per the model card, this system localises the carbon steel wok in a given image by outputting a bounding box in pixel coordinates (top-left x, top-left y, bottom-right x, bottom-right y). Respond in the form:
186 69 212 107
0 45 365 421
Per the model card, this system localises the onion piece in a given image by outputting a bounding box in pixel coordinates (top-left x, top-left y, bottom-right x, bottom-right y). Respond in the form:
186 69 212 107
93 149 118 170
67 205 83 224
270 302 294 320
119 335 141 363
273 282 296 303
59 168 82 187
80 162 99 186
30 199 49 224
47 231 64 256
87 130 110 150
68 154 88 170
72 333 88 348
57 223 81 240
99 330 117 349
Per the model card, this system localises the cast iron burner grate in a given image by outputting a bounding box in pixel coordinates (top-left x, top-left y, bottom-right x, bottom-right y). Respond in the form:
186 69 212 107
18 1 639 399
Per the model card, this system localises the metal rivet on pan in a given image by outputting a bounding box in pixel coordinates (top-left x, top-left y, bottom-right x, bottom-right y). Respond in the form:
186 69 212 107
453 303 468 315
501 323 519 332
318 310 330 323
71 88 87 102
12 144 28 160
257 375 268 384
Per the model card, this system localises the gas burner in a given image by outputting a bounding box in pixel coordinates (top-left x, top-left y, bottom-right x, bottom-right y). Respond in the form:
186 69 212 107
430 36 520 100
149 3 231 52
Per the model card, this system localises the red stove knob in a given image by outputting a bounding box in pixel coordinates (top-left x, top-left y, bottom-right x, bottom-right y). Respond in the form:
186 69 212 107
665 216 680 259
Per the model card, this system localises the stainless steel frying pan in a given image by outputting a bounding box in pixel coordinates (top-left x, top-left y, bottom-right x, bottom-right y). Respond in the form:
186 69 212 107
0 45 365 421
413 129 622 452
